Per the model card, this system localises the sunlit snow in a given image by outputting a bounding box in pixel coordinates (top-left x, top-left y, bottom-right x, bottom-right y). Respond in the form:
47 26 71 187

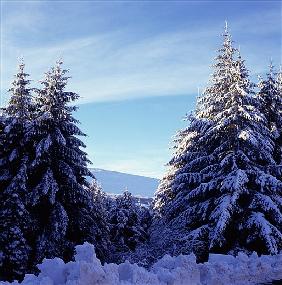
2 243 281 285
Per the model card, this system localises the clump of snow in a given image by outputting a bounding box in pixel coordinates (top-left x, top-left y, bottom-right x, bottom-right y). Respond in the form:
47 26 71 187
1 242 281 285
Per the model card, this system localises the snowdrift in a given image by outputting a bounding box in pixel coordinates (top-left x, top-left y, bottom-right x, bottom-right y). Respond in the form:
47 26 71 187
1 242 282 285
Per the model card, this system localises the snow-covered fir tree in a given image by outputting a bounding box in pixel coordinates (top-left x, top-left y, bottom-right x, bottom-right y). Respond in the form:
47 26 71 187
88 179 110 261
257 63 282 165
197 23 238 120
109 189 149 263
26 61 107 265
0 160 32 281
91 178 107 207
152 25 282 261
0 61 33 280
153 22 236 218
153 114 210 216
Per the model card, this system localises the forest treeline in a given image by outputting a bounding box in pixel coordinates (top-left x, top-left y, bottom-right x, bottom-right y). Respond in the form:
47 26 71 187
0 25 281 281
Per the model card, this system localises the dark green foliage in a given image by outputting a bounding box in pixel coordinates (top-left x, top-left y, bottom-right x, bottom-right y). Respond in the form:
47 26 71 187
0 62 33 280
109 190 151 263
26 61 109 267
152 26 282 261
257 63 282 166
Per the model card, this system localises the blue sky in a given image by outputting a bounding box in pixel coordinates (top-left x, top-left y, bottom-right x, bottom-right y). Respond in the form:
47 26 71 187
1 1 281 179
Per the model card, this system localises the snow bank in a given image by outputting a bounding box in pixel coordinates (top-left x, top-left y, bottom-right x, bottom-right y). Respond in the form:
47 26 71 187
1 242 282 285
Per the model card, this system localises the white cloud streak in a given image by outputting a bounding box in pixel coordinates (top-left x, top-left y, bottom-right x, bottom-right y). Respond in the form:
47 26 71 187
1 2 281 106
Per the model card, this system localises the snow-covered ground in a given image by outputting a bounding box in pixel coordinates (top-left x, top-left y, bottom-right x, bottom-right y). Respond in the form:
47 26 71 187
2 242 281 285
89 168 159 197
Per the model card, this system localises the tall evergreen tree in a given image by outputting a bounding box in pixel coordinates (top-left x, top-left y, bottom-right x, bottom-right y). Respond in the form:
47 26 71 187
152 25 282 261
153 23 236 217
26 60 103 265
257 63 282 166
0 61 33 280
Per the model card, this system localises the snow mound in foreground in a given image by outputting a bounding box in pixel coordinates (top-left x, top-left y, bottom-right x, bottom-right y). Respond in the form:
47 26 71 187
1 242 282 285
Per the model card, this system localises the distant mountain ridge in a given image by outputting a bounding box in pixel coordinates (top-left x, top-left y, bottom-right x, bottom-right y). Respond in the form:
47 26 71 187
89 168 159 198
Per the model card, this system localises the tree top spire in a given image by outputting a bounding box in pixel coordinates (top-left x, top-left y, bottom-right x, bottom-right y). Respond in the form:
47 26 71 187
222 21 232 44
269 58 274 69
56 57 63 66
17 56 25 71
268 58 275 78
224 20 229 33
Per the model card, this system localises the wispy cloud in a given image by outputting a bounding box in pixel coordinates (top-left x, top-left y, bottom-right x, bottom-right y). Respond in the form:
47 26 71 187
1 26 214 104
1 1 281 106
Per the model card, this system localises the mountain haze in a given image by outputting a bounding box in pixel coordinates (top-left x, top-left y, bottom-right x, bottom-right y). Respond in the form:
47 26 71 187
89 168 159 197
